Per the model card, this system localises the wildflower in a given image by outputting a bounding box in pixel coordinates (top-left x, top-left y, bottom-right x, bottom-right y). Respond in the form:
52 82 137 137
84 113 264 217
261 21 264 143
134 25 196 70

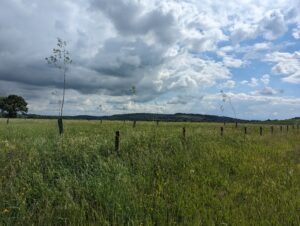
2 209 9 213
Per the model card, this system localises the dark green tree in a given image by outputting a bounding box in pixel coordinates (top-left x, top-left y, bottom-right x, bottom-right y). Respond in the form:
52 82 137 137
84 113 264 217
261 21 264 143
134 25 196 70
1 95 28 123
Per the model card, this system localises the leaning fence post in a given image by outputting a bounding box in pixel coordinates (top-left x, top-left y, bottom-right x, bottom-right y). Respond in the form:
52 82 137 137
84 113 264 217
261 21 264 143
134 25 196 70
220 127 224 136
260 126 263 136
115 131 120 153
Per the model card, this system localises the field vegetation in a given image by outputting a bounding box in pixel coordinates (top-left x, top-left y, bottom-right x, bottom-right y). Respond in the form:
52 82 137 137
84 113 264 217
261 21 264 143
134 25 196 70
0 119 300 225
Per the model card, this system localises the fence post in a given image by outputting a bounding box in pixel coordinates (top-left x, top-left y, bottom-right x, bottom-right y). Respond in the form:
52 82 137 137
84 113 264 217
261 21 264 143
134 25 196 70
244 127 247 135
156 120 159 126
133 120 136 128
287 125 289 132
115 131 120 153
182 127 186 140
260 126 263 136
58 118 64 135
271 126 274 134
280 125 283 132
221 127 224 136
235 122 238 128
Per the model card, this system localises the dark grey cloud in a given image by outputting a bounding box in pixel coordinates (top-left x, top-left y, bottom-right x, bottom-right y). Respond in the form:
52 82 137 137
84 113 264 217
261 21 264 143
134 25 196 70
90 0 179 44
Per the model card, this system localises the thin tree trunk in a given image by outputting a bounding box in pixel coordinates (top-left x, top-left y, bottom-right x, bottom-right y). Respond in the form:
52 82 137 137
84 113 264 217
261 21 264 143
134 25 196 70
58 66 66 135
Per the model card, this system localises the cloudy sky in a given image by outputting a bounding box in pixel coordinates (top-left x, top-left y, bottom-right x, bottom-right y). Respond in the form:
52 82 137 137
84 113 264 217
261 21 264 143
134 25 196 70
0 0 300 119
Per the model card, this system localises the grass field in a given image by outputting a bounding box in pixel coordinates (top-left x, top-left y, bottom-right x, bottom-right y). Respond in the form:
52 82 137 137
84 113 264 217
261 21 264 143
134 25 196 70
0 119 300 225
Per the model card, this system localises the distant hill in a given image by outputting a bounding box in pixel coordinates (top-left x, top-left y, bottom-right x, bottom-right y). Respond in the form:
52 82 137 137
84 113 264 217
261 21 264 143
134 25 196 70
24 113 252 123
98 113 251 123
12 113 299 124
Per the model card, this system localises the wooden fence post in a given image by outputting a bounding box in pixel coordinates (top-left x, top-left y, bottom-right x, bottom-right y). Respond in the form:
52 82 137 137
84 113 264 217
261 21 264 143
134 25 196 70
280 125 283 132
271 126 274 134
133 120 136 128
156 120 159 126
287 125 289 132
260 127 263 136
58 118 64 135
115 131 120 153
182 127 186 140
244 127 247 135
235 122 238 128
221 127 224 136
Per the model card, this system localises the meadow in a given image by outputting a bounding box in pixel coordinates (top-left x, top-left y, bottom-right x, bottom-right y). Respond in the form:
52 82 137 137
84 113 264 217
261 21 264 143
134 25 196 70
0 119 300 225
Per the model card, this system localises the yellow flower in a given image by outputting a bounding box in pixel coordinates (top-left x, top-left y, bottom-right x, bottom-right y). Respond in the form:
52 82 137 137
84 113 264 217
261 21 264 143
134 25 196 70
2 209 9 213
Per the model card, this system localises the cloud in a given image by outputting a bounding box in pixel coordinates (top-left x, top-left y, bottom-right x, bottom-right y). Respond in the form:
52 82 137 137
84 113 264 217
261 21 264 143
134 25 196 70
259 9 287 40
260 74 270 85
220 80 236 89
265 51 300 84
0 0 299 119
240 77 259 87
90 0 179 44
292 26 300 39
223 56 244 68
253 42 271 50
253 86 284 96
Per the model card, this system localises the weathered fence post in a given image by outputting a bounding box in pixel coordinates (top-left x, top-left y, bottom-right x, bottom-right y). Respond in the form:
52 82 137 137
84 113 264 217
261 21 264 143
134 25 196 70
287 125 289 132
221 127 224 136
260 126 263 136
58 118 64 135
182 127 186 140
280 125 283 132
115 131 120 153
235 122 238 128
271 126 274 134
244 127 247 135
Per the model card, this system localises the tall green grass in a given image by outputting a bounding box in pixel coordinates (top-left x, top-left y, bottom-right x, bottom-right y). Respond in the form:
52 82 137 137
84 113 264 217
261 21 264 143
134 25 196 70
0 119 300 225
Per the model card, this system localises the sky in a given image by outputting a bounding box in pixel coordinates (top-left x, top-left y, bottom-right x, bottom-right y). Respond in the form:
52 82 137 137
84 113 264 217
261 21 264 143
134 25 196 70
0 0 300 120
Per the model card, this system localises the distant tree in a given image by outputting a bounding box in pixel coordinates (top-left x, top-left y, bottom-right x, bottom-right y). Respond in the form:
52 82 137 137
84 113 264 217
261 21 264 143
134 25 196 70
1 95 28 123
0 96 5 116
46 38 72 134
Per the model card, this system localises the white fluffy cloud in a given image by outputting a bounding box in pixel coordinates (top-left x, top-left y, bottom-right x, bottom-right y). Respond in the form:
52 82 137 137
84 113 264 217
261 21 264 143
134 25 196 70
265 51 300 84
292 26 300 39
241 77 259 87
261 74 270 85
